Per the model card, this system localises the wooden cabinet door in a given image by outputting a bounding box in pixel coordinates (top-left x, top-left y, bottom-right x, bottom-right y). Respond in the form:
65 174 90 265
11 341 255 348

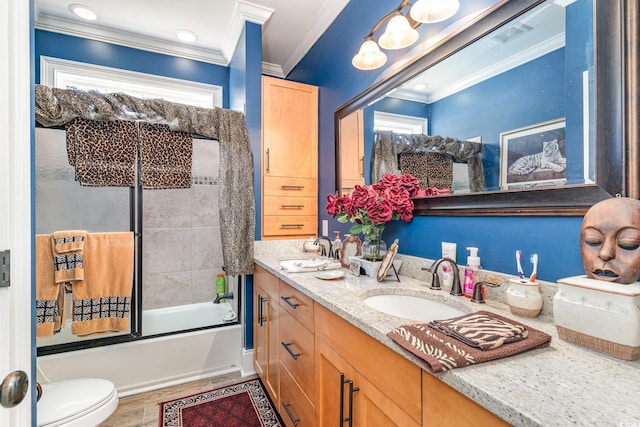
352 372 420 427
262 76 318 179
338 109 365 195
254 285 279 403
315 338 357 427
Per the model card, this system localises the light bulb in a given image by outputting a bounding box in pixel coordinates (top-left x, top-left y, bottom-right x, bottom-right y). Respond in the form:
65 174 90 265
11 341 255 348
410 0 459 24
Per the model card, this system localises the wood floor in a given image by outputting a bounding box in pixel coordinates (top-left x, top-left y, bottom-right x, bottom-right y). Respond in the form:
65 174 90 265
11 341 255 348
99 371 254 427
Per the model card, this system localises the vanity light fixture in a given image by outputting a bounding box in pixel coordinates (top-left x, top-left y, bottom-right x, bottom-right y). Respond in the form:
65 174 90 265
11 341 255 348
68 4 97 21
175 29 198 43
410 0 460 24
352 0 459 71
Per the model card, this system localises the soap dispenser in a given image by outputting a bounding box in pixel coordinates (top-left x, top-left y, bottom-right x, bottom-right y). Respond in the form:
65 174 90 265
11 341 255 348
332 231 342 261
463 247 481 298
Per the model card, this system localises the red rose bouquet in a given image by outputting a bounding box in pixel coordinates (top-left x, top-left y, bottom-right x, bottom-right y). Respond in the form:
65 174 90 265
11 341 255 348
326 173 420 245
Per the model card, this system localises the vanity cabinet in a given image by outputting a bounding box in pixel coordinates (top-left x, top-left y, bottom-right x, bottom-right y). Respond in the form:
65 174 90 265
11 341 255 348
422 372 510 427
261 76 318 239
253 265 316 426
338 109 365 195
253 265 280 402
278 280 315 426
314 303 421 426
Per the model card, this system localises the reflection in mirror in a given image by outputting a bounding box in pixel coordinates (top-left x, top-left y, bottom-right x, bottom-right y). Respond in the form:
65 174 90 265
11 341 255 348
335 0 638 215
367 0 591 194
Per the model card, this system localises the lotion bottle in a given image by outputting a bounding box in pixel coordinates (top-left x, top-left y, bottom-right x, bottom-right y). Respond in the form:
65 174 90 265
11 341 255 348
463 247 481 298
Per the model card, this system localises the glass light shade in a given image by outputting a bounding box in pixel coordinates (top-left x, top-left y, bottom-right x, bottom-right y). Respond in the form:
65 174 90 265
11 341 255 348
352 39 387 70
410 0 460 23
378 15 419 50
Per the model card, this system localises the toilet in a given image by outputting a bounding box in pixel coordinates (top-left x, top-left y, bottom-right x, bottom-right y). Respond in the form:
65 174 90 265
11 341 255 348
37 378 118 427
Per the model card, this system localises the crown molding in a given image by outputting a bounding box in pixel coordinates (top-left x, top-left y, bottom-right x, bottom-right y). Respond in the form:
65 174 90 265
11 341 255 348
262 62 286 78
280 0 349 76
223 0 274 63
35 0 274 68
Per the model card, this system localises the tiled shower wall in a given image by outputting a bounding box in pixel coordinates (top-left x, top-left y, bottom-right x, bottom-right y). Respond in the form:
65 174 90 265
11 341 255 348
142 139 225 309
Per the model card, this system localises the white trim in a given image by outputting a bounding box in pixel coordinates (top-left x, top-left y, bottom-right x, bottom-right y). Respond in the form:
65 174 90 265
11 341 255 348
224 0 274 65
279 0 350 77
0 0 33 424
262 62 286 79
34 1 273 68
374 111 428 135
40 57 223 108
241 349 257 377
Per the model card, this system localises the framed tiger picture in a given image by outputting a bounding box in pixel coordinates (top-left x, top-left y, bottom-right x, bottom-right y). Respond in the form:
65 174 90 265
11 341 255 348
499 118 567 190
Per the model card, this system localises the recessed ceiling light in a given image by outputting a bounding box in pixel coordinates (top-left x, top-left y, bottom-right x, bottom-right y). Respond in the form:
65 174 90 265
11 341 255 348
68 4 97 21
413 83 428 91
176 29 198 43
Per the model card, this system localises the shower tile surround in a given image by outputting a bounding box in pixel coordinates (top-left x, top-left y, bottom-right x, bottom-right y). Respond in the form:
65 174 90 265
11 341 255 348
143 140 225 310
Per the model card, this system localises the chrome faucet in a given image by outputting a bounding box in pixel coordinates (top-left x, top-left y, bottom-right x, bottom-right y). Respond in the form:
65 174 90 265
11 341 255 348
213 292 233 303
424 257 463 296
314 236 332 257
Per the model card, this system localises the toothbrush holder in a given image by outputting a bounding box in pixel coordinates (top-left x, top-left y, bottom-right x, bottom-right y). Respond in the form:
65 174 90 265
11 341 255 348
506 278 543 318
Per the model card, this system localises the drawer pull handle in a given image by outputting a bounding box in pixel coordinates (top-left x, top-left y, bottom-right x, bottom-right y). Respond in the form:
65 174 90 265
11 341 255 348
281 223 304 228
281 296 300 308
282 401 300 426
281 185 304 190
281 341 301 359
281 204 304 209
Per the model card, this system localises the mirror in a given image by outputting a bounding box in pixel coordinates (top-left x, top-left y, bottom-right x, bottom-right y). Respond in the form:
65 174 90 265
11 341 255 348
335 0 639 215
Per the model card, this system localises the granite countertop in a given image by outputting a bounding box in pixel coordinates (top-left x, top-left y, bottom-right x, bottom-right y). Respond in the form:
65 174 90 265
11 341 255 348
254 244 640 427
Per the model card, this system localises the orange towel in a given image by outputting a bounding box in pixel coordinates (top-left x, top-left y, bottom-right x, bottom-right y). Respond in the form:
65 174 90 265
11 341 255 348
51 230 86 283
35 235 66 338
71 232 134 337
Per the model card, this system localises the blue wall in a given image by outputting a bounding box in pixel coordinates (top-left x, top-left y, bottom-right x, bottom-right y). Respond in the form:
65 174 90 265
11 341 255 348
289 0 593 282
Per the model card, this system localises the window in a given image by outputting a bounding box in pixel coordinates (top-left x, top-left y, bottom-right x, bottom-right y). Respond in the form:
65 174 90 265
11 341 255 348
374 111 427 135
40 56 223 108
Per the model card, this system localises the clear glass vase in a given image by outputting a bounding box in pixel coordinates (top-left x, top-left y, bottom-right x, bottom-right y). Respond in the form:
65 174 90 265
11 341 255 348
361 224 387 261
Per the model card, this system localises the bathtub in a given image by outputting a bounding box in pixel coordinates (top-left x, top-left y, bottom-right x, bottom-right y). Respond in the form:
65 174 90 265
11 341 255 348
37 302 244 396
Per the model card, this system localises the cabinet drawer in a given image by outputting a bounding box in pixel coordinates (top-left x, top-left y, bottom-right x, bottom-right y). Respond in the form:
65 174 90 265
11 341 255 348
279 282 314 331
263 216 317 237
279 311 315 400
264 176 317 197
254 264 279 299
279 362 315 427
264 196 317 216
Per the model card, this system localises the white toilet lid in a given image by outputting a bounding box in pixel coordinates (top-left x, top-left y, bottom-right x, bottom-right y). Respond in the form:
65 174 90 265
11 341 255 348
37 378 117 427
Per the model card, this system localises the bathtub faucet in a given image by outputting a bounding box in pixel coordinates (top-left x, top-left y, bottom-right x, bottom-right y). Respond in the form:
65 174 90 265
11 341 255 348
213 292 234 303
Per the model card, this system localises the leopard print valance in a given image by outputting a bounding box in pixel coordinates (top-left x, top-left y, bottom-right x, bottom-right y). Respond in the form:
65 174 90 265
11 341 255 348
34 84 255 276
372 131 486 193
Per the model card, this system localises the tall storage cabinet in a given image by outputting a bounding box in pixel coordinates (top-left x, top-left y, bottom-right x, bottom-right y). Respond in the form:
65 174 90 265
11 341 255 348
261 76 319 239
338 109 365 195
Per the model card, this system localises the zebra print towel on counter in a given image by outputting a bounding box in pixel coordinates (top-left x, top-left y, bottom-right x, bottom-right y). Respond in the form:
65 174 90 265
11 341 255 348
387 311 551 372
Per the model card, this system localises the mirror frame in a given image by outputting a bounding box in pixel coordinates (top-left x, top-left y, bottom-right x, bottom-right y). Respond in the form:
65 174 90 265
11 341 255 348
335 0 639 216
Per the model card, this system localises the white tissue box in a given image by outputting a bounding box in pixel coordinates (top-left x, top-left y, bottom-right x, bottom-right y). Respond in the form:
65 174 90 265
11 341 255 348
554 275 640 360
349 256 402 277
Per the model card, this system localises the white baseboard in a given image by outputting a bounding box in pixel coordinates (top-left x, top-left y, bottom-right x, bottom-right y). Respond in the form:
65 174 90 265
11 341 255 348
241 348 256 377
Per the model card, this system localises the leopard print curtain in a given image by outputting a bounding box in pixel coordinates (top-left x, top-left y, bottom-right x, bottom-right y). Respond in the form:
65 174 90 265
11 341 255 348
34 84 255 276
373 131 486 192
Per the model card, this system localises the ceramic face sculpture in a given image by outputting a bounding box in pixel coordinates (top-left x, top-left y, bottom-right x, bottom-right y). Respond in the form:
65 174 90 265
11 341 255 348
580 197 640 284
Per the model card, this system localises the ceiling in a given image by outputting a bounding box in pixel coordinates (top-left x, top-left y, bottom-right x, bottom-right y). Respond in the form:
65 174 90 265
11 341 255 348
33 0 350 78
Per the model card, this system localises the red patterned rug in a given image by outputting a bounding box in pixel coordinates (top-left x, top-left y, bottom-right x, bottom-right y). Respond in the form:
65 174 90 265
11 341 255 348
158 379 282 426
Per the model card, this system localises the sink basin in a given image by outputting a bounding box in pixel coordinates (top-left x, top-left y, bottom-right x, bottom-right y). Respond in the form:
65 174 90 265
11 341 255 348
363 295 465 322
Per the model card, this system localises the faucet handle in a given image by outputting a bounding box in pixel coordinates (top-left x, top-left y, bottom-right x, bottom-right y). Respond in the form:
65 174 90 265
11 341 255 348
421 267 441 290
471 281 500 304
